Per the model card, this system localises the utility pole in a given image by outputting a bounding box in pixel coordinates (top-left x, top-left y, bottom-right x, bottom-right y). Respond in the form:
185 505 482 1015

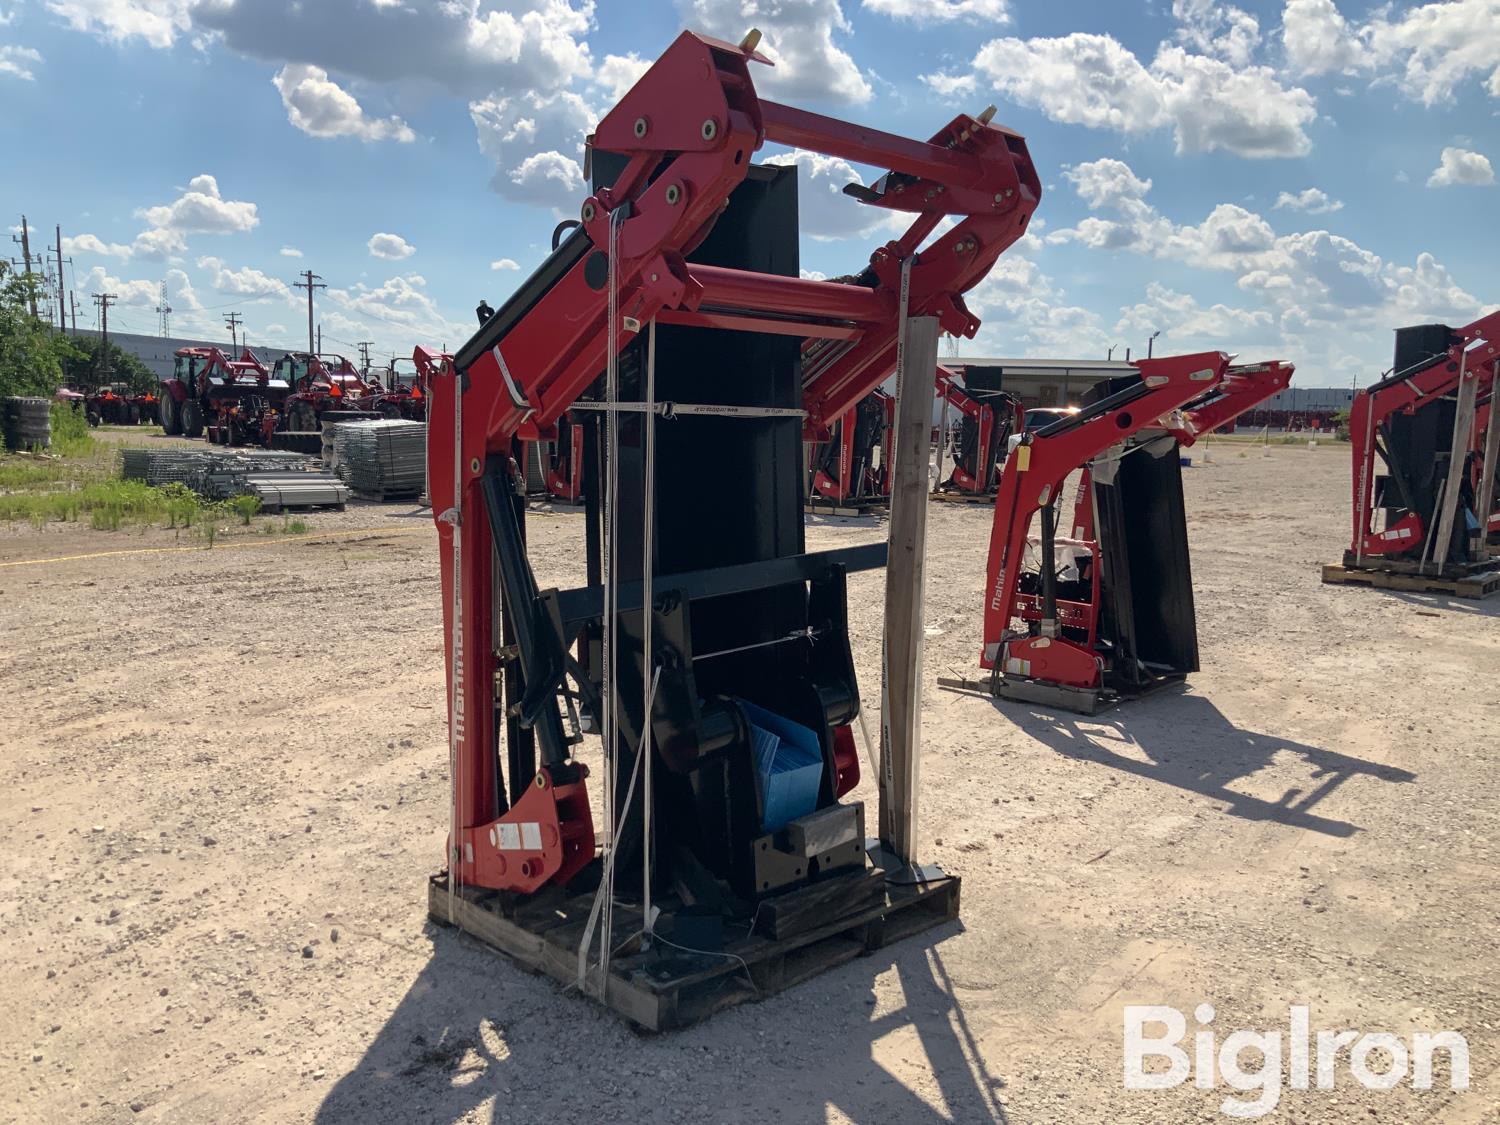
70 292 78 333
92 293 118 390
55 225 68 330
12 215 38 318
316 324 322 352
292 270 325 353
223 311 242 351
156 282 173 337
1147 330 1160 359
356 340 373 374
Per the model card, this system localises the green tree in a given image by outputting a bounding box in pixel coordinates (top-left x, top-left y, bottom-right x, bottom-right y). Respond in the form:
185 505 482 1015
1332 407 1351 442
0 263 74 399
60 335 156 395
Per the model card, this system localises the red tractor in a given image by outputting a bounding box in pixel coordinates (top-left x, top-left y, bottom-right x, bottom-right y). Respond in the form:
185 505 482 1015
274 353 377 431
358 356 429 420
85 383 157 426
159 347 287 443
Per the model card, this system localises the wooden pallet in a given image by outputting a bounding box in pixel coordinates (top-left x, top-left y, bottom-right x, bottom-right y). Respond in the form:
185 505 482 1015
428 860 960 1032
804 500 887 517
1322 562 1500 599
930 489 995 505
352 488 423 504
258 500 347 513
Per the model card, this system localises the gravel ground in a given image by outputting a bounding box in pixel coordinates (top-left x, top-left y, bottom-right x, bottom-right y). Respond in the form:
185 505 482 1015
1 442 1496 1124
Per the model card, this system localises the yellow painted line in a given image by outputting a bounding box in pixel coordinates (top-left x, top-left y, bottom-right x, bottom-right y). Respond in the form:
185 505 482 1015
0 524 430 569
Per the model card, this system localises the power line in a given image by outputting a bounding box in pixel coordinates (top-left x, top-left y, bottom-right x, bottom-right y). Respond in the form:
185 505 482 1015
191 280 300 312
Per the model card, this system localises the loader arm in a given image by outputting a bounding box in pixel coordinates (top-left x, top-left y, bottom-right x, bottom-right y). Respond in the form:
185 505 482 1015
981 351 1230 672
1169 360 1294 446
429 28 1040 893
935 364 1019 493
1348 310 1500 560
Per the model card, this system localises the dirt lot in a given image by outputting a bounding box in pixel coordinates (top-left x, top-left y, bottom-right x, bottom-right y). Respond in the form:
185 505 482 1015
2 443 1496 1124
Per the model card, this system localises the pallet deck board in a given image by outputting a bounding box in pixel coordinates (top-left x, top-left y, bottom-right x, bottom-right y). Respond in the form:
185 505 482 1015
804 501 887 517
930 490 995 505
1322 562 1500 599
428 862 960 1032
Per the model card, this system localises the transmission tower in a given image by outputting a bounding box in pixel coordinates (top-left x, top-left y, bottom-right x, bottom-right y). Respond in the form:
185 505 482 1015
156 281 173 337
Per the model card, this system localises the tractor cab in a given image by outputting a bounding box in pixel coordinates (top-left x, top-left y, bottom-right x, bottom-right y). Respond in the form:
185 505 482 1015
173 350 204 385
278 353 377 430
387 358 422 394
277 353 370 398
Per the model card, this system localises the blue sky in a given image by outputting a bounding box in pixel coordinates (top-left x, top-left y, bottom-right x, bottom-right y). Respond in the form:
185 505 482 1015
1 0 1496 385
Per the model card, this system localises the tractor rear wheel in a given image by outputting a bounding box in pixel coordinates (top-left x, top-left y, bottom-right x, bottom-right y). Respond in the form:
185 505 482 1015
180 399 204 438
159 395 181 435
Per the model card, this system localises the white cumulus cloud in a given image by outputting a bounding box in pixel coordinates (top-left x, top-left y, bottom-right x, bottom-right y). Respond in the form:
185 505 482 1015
1427 146 1495 186
592 52 650 102
1273 187 1343 213
469 89 592 208
962 255 1110 357
862 0 1010 22
1281 0 1367 76
272 64 415 143
131 173 258 260
928 31 1316 158
44 0 192 50
196 255 293 299
491 258 520 271
1048 154 1483 381
323 273 470 353
762 149 887 241
678 0 872 105
0 44 42 80
1172 0 1261 67
279 246 303 258
1364 0 1500 107
367 232 416 260
1283 0 1500 108
63 233 132 258
189 0 595 97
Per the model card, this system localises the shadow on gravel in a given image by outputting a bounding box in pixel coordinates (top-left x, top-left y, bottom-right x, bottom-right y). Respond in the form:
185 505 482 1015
316 921 1008 1124
1381 589 1500 619
1006 690 1415 838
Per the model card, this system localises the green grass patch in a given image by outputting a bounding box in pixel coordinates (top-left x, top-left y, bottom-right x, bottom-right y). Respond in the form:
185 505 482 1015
0 432 327 542
228 494 262 524
50 403 97 459
0 459 73 490
0 477 166 525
